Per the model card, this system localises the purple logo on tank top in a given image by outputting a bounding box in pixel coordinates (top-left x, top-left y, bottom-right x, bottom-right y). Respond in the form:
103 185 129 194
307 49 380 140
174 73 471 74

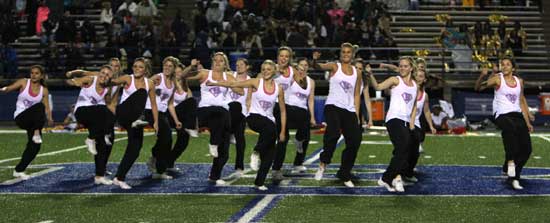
402 92 413 104
209 86 222 97
23 99 33 108
161 93 170 101
229 91 241 100
339 81 353 93
295 92 308 100
77 95 87 102
505 94 518 104
90 98 98 105
281 83 289 91
259 100 273 111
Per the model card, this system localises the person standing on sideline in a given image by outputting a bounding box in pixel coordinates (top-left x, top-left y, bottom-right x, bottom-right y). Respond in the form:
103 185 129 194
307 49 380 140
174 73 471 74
368 57 419 192
475 57 533 190
311 43 363 188
0 65 54 180
207 59 286 191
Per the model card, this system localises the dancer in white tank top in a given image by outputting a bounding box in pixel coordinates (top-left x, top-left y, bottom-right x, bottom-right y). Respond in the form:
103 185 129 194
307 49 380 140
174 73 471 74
0 65 53 180
353 59 373 129
310 43 363 188
475 57 533 190
208 60 287 191
107 58 159 189
183 53 242 185
368 56 420 193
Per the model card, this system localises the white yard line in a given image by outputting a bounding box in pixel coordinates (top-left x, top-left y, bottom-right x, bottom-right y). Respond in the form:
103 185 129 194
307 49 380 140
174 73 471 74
538 135 550 143
0 133 153 164
236 195 278 223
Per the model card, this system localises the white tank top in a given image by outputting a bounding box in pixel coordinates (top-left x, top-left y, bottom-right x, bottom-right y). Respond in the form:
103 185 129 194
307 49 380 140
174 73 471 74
325 63 358 112
198 70 229 110
274 66 294 92
146 73 174 112
227 74 250 115
75 76 107 111
414 90 427 128
493 73 521 118
249 78 279 123
14 79 44 118
173 89 188 107
286 76 312 110
385 76 417 123
120 75 150 104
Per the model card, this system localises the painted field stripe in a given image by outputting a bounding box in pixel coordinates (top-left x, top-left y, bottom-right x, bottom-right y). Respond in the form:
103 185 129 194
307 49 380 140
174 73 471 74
0 133 153 164
1 167 64 185
538 135 550 143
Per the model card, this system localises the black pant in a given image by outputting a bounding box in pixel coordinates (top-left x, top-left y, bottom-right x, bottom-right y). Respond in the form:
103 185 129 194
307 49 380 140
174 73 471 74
495 112 532 180
320 105 361 181
101 110 116 175
75 105 111 176
247 114 277 186
166 98 198 168
145 110 172 174
197 106 231 180
382 118 414 184
14 103 45 172
115 90 148 181
405 126 424 178
273 105 311 170
229 102 246 170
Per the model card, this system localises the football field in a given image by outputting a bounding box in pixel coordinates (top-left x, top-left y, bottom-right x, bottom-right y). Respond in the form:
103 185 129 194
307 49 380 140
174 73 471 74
1 130 550 222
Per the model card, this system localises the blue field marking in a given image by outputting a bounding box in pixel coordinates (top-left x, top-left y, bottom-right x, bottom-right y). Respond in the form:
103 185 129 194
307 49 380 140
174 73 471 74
1 163 550 196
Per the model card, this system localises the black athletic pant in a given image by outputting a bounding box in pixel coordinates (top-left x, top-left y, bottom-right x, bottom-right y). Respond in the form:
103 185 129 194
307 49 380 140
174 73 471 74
166 98 198 168
405 126 424 178
114 89 147 181
382 118 414 184
102 110 116 174
229 102 246 170
273 105 311 170
14 103 45 172
197 106 231 180
495 112 532 180
247 114 277 186
75 105 111 176
145 109 172 174
320 105 362 181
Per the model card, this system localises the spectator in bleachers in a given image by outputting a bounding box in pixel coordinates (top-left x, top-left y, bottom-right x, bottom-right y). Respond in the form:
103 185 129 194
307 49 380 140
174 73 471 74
472 21 482 49
171 10 189 47
206 1 224 28
1 14 19 45
80 18 97 54
40 17 58 46
327 2 345 27
56 10 77 43
118 0 138 16
43 41 60 75
510 21 527 56
136 0 157 25
0 43 18 78
26 0 38 36
241 30 264 58
100 1 114 39
452 39 473 70
36 0 50 36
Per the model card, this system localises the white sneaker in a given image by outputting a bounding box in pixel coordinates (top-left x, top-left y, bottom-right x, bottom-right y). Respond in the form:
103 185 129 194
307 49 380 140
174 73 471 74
378 178 396 192
13 171 30 180
113 178 132 189
146 157 156 173
105 171 112 176
404 176 418 183
215 179 226 186
250 152 260 171
104 134 112 146
294 138 304 154
507 162 516 177
271 170 284 181
94 177 113 185
131 119 148 128
512 180 523 190
166 167 181 172
185 128 199 137
314 165 325 181
230 134 236 144
85 138 97 155
392 177 405 192
419 144 424 153
152 173 173 180
256 185 268 191
32 134 42 144
209 144 219 158
343 180 355 188
293 165 307 172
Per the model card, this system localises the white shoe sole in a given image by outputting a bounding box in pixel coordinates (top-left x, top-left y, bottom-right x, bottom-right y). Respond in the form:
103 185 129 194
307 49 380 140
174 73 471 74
378 179 396 192
314 168 324 181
